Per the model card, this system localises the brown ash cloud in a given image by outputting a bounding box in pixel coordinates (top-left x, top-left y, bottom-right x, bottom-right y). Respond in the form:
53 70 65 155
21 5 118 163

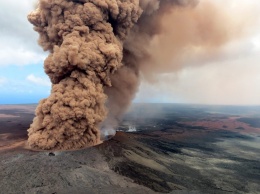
27 0 240 150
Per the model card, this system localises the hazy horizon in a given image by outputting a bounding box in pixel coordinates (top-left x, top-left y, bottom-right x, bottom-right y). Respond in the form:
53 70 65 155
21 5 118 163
1 102 260 107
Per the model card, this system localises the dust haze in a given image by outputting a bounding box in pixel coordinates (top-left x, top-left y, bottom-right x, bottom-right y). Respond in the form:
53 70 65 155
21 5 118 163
27 0 250 150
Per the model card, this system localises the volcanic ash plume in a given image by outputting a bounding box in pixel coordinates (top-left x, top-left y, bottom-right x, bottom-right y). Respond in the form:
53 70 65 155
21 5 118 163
27 0 141 150
28 0 240 150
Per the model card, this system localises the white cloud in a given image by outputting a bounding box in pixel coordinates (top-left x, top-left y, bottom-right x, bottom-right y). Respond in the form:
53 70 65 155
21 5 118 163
0 77 7 86
26 74 51 87
0 0 46 66
0 48 46 66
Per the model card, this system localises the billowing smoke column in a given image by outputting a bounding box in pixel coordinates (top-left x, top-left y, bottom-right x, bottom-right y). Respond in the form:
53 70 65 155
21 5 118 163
28 0 237 150
27 0 142 150
104 0 198 128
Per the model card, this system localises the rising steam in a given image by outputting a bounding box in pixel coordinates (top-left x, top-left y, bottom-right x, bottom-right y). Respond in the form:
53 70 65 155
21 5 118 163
28 0 244 150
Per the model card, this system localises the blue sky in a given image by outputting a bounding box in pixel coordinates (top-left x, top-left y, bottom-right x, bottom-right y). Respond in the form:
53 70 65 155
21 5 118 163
0 63 50 104
0 0 260 105
0 1 50 104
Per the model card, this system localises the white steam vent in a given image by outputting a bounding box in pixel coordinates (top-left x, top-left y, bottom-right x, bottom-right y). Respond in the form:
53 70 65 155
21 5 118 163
127 125 137 132
100 126 116 141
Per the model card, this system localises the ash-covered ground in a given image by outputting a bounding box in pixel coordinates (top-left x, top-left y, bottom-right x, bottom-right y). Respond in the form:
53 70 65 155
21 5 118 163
0 104 260 194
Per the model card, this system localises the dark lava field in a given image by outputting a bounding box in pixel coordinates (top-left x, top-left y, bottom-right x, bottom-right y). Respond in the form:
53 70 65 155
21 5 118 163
0 104 259 194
